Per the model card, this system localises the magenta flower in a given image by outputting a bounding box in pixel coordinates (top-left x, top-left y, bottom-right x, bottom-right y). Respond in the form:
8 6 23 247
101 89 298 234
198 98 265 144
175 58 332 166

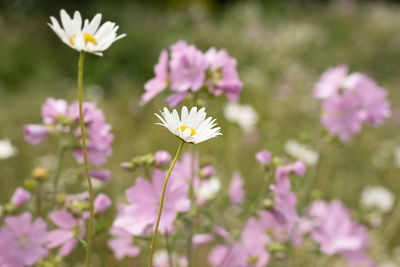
192 234 214 246
47 209 85 256
68 101 113 166
205 47 243 101
314 65 348 99
321 91 363 142
41 98 68 124
94 193 112 214
140 50 169 105
10 187 31 207
154 150 172 166
228 171 245 205
209 218 270 267
344 73 391 126
201 165 215 178
25 98 113 168
316 66 390 142
122 168 190 233
23 125 50 145
0 212 48 266
255 149 271 165
309 200 375 266
89 169 111 182
169 41 208 93
107 227 140 260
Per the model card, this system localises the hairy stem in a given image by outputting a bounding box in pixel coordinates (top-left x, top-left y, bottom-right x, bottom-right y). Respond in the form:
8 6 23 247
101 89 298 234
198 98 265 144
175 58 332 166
148 140 185 267
77 51 94 267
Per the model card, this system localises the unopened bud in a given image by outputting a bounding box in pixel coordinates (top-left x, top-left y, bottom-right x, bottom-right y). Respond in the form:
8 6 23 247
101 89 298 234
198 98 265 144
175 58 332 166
32 167 49 181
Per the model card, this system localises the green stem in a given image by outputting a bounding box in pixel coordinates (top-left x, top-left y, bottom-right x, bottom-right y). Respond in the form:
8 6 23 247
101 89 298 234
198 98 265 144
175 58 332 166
148 140 185 267
77 51 94 267
299 138 327 212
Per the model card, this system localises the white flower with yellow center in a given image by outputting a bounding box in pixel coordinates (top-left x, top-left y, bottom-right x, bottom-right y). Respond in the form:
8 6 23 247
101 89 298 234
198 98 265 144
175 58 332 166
155 106 222 144
48 9 126 56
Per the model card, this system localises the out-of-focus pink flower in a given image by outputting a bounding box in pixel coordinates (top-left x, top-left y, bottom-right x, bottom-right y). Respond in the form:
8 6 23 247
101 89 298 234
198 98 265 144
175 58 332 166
47 209 85 256
205 47 243 101
140 50 169 105
314 65 348 99
107 227 140 260
170 41 208 93
24 124 50 145
192 234 214 246
292 160 306 176
41 98 68 124
0 212 48 266
316 66 390 142
209 218 270 267
68 101 113 166
309 200 375 266
122 169 190 233
94 193 112 214
255 149 271 165
201 165 215 178
344 73 391 126
10 187 31 207
166 91 188 108
321 91 362 142
270 174 298 223
155 150 171 166
89 170 111 182
228 171 245 205
213 226 231 241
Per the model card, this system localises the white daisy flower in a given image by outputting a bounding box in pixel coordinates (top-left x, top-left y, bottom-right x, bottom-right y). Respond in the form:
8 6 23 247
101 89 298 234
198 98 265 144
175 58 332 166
360 186 394 213
155 106 222 144
48 9 126 56
223 102 259 131
0 139 18 160
284 139 319 166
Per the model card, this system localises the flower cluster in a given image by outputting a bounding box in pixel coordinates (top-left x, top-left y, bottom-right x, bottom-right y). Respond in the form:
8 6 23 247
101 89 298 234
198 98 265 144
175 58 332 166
140 41 243 107
24 98 113 168
109 151 221 261
315 65 390 142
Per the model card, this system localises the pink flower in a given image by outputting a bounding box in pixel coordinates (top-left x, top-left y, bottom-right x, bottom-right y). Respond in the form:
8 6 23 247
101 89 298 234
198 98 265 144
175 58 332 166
192 234 214 246
228 171 245 205
0 212 48 266
140 50 169 105
10 187 31 207
255 149 271 165
107 227 140 260
68 101 113 166
94 193 112 214
155 150 172 166
122 168 190 233
270 173 298 223
169 41 208 93
314 65 348 99
321 91 363 142
205 47 243 101
166 91 188 108
41 98 68 124
344 73 390 126
47 209 85 256
209 218 270 267
201 165 215 178
23 125 50 145
309 200 375 266
89 169 111 182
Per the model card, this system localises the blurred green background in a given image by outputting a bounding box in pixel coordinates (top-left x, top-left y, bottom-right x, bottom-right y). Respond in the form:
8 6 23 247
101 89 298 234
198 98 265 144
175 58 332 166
1 0 400 265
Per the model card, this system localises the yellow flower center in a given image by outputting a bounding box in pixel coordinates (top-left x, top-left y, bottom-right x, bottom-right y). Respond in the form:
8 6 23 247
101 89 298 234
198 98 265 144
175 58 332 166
178 126 196 136
69 32 98 46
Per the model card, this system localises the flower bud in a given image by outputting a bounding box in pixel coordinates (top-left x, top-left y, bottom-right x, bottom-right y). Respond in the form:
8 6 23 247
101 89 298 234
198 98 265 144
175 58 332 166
32 167 49 181
10 187 31 207
154 150 171 166
94 194 112 214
